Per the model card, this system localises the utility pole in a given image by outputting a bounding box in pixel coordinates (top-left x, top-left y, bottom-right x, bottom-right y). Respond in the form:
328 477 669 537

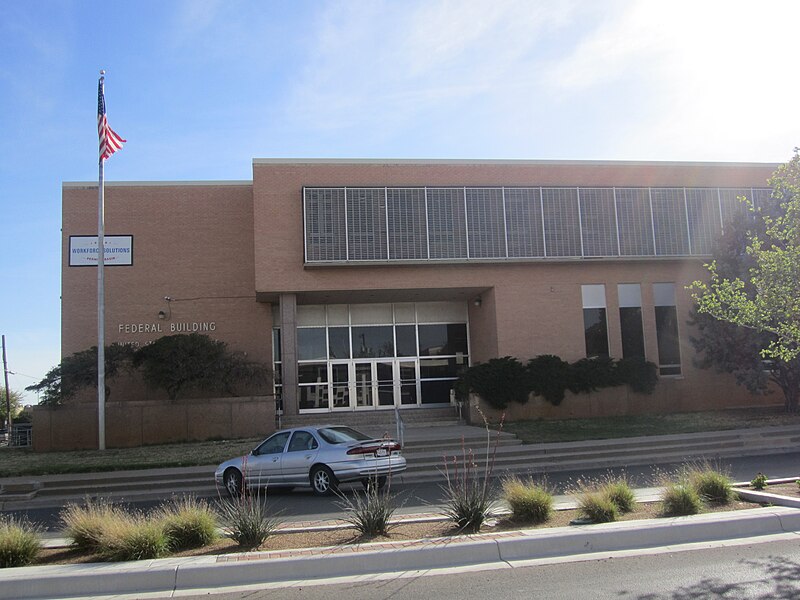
2 335 11 432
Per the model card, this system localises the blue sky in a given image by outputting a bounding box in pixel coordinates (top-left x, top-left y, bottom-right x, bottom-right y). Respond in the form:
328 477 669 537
2 0 799 403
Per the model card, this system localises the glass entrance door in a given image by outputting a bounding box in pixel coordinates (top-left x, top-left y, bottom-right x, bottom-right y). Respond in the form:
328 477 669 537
376 361 394 407
331 359 424 410
398 361 418 406
353 362 373 408
330 363 350 410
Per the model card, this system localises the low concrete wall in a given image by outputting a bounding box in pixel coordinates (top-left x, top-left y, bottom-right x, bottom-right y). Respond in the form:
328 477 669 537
468 379 781 424
32 396 275 452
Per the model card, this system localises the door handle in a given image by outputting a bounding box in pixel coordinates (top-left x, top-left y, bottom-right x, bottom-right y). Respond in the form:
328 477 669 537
305 454 312 459
272 457 279 462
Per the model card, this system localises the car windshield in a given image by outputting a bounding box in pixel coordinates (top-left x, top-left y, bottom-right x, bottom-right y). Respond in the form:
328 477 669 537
317 427 373 444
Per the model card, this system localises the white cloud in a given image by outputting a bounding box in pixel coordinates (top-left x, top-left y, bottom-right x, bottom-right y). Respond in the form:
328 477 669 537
284 0 582 134
283 0 799 161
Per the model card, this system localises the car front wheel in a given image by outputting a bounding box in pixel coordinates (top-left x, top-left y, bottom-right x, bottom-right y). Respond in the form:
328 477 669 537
310 465 338 496
223 468 244 497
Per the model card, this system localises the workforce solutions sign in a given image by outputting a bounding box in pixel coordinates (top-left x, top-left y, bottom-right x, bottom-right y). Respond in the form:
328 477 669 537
69 235 133 266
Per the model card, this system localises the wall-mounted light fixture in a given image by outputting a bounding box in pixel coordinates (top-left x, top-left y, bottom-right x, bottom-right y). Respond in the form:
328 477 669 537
473 296 482 307
158 296 172 321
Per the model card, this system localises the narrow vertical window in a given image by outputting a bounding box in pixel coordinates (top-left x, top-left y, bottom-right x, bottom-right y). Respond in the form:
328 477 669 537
654 283 682 375
582 284 609 358
618 284 645 359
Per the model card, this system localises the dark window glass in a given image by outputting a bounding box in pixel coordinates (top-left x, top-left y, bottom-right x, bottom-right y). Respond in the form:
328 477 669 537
396 325 417 357
272 328 281 362
318 426 372 443
298 363 328 384
420 380 455 404
619 306 645 359
352 326 394 358
255 431 290 455
297 328 326 361
655 305 682 374
583 308 609 358
418 324 468 356
288 431 318 452
328 327 350 359
299 385 328 410
419 357 464 379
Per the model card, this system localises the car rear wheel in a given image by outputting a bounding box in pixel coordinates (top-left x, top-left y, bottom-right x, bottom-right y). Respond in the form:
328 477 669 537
362 476 387 492
223 468 244 497
310 465 338 496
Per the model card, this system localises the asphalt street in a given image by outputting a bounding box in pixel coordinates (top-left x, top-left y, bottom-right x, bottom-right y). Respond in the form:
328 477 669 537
4 450 800 531
170 536 800 600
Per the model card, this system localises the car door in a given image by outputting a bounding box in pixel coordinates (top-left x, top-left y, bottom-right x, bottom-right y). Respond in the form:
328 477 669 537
281 430 320 485
247 431 290 487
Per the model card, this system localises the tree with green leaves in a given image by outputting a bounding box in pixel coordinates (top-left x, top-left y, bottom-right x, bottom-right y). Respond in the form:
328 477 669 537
1 388 24 426
25 343 134 406
132 334 270 401
691 150 800 412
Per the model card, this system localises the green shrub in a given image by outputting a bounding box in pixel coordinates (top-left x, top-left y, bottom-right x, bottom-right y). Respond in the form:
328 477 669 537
527 355 572 406
688 468 733 504
601 478 636 513
157 496 219 550
577 490 619 523
60 498 129 552
0 516 41 568
336 482 399 537
216 491 281 548
751 472 768 490
99 516 170 562
457 357 529 409
569 357 620 394
502 477 553 524
661 482 703 516
615 358 658 394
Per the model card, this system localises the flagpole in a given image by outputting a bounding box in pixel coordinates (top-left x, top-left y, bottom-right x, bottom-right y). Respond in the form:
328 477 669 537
97 70 107 451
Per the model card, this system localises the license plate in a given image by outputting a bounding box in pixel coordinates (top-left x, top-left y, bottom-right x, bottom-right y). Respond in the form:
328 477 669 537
376 448 388 457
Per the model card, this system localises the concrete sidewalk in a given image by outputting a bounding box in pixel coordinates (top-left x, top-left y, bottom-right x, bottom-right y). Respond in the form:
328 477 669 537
2 486 800 600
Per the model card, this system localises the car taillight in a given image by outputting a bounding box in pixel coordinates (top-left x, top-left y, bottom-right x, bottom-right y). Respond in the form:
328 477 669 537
347 442 402 456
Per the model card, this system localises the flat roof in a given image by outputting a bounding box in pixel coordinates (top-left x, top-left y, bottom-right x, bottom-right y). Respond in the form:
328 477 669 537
252 157 779 168
62 180 252 188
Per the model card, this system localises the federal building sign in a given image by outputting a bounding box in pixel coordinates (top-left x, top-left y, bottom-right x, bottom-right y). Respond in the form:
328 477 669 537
69 235 133 266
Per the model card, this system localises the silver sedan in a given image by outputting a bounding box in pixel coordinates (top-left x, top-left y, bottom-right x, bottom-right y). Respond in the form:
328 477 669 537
214 425 407 496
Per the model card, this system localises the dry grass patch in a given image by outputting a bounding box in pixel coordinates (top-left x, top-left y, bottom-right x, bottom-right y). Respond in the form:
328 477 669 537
34 497 764 567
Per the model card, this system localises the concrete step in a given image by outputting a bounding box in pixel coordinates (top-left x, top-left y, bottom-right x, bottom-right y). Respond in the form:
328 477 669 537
5 424 800 510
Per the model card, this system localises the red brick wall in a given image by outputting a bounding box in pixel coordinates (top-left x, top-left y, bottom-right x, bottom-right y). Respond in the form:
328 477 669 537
32 396 275 451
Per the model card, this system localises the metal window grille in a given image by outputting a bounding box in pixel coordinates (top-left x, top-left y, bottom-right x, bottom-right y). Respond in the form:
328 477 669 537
346 188 387 260
719 188 754 230
304 188 347 261
651 188 689 256
303 185 767 264
387 188 428 259
505 188 544 257
466 188 506 258
542 188 581 257
614 188 654 256
427 188 467 259
686 188 720 255
580 188 618 257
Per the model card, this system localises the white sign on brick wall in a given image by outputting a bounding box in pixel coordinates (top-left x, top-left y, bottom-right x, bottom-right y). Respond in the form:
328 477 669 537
69 235 134 266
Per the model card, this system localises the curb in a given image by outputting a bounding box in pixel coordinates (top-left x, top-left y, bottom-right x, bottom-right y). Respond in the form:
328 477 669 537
2 506 799 600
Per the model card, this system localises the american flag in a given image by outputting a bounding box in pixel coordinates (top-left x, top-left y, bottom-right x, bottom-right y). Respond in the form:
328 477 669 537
97 75 125 161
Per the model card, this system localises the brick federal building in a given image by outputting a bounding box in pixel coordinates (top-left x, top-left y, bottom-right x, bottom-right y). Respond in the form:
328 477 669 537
50 159 781 449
